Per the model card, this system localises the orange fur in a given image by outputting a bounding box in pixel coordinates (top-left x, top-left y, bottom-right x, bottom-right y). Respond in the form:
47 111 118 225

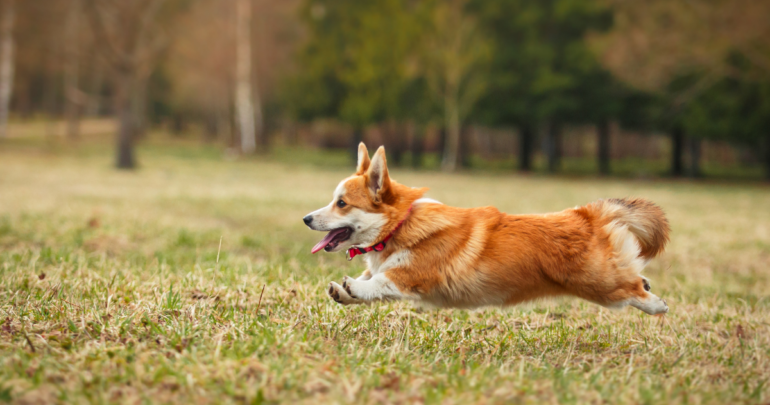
316 144 671 313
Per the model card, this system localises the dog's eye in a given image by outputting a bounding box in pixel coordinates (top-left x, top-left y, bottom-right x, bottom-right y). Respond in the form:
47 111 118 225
337 199 347 208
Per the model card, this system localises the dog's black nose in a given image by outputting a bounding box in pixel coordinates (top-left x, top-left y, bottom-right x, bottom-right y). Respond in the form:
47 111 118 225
303 215 313 226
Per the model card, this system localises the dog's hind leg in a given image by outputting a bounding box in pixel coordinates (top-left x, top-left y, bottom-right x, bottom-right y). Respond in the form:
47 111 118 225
601 278 669 315
628 291 669 315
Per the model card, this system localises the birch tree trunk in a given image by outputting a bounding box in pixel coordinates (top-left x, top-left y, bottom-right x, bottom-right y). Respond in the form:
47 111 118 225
0 0 15 139
64 0 83 140
235 0 256 154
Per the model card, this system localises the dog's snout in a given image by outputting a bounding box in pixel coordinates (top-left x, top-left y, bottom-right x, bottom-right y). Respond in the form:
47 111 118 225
303 215 313 226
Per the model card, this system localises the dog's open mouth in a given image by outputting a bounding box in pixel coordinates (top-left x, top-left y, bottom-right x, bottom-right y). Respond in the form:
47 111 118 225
311 227 352 254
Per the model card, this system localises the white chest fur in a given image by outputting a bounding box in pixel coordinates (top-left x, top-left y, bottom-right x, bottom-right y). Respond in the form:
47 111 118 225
365 249 411 275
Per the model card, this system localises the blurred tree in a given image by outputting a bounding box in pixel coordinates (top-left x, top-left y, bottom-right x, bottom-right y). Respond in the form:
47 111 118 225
421 0 490 172
470 0 614 173
0 0 15 139
286 0 425 162
597 0 770 177
571 70 630 176
336 0 422 161
85 0 169 169
681 73 770 180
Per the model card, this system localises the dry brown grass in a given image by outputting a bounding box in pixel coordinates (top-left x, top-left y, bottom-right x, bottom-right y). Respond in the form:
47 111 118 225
0 141 768 404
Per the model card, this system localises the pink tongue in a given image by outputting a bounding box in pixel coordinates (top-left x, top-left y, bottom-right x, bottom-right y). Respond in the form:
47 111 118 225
311 228 348 254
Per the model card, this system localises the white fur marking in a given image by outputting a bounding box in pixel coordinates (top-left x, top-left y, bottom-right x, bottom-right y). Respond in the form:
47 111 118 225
348 210 388 247
333 177 354 201
414 197 442 205
365 249 411 275
604 220 645 274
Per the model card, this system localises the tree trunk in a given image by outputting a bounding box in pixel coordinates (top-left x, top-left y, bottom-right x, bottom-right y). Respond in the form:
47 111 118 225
671 126 685 177
411 124 424 168
64 0 83 140
115 72 135 169
459 126 472 168
252 2 265 151
204 113 218 143
131 76 148 139
350 126 363 163
437 127 446 160
44 55 58 139
235 0 256 154
281 116 297 146
0 0 15 139
597 120 610 175
687 137 701 178
441 94 461 172
384 121 404 166
518 124 534 172
546 122 562 173
764 134 770 182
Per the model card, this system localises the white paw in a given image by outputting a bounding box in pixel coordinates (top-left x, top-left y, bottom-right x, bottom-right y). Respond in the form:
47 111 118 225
628 293 669 315
327 280 361 305
342 276 359 298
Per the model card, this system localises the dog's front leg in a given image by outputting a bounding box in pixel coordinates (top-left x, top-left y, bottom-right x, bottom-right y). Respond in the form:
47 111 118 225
327 280 363 305
356 269 372 281
341 273 408 303
327 270 377 305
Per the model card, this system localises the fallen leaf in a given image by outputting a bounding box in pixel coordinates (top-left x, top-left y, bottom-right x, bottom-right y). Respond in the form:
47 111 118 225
1 317 13 334
191 290 208 300
88 217 100 228
378 373 400 391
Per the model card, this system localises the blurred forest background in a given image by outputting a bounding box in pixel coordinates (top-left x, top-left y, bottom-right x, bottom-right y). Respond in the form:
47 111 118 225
1 0 769 180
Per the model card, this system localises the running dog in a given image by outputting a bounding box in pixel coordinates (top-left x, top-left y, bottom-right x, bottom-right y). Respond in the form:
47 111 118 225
303 143 670 314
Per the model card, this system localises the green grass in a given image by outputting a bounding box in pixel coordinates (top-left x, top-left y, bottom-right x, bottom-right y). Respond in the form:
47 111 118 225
1 138 769 404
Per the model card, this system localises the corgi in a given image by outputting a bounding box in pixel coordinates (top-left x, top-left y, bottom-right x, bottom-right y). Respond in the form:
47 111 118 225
303 143 670 314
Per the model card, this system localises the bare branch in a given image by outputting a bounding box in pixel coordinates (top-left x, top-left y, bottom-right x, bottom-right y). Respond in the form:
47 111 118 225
83 0 131 70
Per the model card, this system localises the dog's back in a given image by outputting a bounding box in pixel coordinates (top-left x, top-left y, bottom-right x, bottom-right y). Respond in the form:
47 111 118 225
387 198 670 313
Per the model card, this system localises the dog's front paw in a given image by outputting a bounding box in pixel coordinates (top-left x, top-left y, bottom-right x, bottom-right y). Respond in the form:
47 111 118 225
328 281 360 305
342 276 358 299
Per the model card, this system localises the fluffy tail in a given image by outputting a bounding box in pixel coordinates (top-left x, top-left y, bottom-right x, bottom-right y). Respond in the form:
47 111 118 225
588 198 670 260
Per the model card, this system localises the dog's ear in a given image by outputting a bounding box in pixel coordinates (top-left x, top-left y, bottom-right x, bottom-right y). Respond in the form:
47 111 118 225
366 146 391 203
356 142 370 175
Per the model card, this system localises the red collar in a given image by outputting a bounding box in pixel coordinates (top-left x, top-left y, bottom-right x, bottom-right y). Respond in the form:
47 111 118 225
347 205 412 261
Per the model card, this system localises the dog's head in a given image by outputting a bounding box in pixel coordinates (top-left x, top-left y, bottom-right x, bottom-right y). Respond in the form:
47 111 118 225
303 143 424 254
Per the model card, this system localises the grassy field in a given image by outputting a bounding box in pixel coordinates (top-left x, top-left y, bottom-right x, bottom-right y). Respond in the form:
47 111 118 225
1 139 769 404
